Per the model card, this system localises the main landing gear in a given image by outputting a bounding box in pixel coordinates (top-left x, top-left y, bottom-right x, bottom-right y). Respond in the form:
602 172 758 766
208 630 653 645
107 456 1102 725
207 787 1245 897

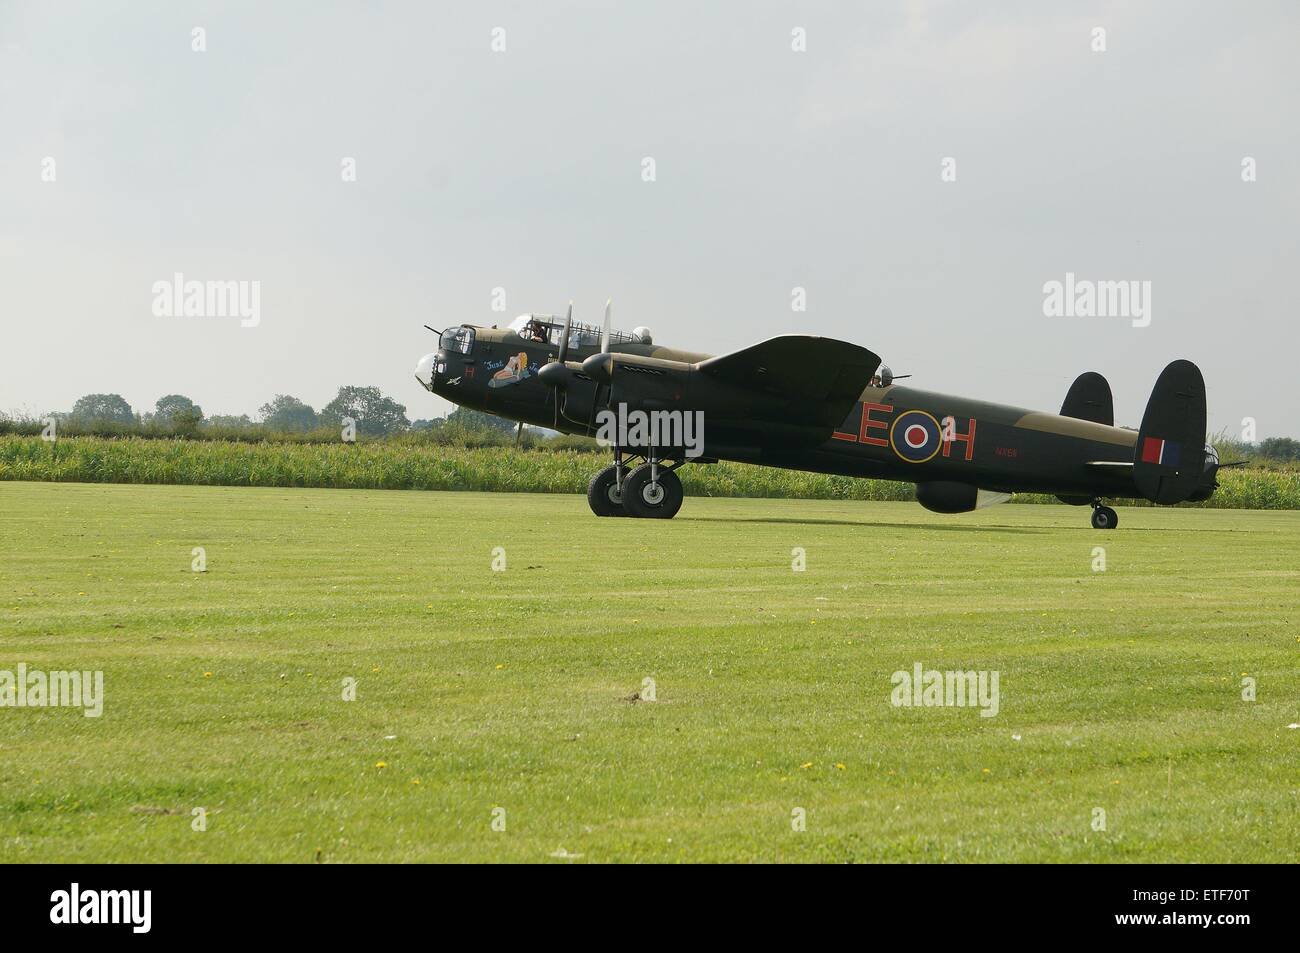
587 448 685 519
1090 501 1119 530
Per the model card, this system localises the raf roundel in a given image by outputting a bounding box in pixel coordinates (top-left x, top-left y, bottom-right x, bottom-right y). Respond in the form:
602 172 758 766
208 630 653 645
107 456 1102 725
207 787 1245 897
890 409 943 463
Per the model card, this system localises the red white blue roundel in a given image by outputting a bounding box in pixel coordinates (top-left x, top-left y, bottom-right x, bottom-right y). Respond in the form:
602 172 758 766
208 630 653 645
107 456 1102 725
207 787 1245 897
890 410 942 463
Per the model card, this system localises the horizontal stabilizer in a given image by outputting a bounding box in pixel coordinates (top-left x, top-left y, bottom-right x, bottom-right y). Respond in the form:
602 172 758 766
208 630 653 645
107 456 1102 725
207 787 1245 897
1061 372 1114 426
1133 360 1207 504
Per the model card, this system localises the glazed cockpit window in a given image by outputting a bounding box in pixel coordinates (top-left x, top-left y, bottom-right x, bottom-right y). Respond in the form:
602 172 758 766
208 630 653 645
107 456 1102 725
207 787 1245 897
440 326 475 355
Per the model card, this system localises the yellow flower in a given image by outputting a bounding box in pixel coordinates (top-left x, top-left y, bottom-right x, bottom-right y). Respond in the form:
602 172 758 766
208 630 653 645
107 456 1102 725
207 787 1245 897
495 664 505 670
834 763 846 770
203 672 213 678
800 762 813 770
374 761 387 769
409 778 421 785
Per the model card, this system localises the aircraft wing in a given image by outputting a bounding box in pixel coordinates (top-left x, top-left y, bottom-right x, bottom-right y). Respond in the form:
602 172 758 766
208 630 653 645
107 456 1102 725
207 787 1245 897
696 335 881 423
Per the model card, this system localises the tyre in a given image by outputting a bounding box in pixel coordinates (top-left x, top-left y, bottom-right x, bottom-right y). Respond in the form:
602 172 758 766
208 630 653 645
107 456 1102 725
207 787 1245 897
622 464 684 519
1091 505 1118 530
587 464 629 517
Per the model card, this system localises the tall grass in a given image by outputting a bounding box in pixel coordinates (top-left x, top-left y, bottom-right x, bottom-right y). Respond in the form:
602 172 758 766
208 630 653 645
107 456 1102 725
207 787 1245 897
3 435 1298 508
0 414 563 449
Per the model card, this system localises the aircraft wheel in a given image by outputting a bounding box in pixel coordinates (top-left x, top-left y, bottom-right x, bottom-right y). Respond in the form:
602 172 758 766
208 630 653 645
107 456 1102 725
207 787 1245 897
587 465 630 517
1091 505 1118 530
622 464 683 519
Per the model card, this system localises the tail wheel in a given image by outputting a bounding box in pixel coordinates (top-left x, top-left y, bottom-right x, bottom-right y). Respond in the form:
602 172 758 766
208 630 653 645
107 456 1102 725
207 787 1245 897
622 464 684 519
1091 505 1118 530
587 464 630 517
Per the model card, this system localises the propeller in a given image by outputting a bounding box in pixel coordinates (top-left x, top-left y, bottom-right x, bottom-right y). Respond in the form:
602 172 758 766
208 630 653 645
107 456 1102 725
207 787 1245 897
556 302 573 365
581 299 615 384
538 301 576 427
538 298 618 428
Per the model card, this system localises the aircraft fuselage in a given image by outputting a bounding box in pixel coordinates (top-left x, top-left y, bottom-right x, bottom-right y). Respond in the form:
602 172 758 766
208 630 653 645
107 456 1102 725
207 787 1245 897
418 322 1215 515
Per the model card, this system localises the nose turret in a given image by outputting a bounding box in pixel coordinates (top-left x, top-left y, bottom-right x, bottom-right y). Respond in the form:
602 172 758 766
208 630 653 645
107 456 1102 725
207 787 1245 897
414 352 438 392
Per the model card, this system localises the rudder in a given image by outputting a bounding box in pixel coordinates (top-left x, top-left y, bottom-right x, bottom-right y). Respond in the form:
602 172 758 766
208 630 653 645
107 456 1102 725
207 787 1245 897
1060 372 1114 425
1133 360 1206 504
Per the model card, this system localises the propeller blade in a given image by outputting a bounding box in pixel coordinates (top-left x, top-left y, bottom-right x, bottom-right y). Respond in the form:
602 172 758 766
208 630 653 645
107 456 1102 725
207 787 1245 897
601 299 611 354
557 301 573 365
514 420 524 448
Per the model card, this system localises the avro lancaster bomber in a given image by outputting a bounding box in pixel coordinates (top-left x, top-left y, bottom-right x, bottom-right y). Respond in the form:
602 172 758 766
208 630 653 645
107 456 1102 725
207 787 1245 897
415 304 1222 527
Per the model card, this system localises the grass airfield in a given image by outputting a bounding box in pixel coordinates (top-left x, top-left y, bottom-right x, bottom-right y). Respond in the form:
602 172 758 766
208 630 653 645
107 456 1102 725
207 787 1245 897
1 481 1296 863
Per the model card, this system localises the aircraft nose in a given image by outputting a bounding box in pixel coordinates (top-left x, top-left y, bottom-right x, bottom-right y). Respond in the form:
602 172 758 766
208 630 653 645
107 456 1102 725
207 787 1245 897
414 353 438 392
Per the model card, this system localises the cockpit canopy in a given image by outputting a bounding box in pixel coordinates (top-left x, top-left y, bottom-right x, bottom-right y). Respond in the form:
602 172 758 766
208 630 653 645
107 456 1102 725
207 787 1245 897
440 326 474 354
506 313 651 350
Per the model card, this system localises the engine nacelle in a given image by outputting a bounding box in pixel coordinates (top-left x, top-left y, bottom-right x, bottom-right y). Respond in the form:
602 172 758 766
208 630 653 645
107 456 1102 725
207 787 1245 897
915 481 1012 514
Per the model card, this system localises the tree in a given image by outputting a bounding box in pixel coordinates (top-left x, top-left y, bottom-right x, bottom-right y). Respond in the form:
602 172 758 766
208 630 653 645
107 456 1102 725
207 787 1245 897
205 414 254 429
258 395 319 432
446 407 514 433
319 386 409 436
1258 437 1300 462
70 393 134 424
155 394 203 424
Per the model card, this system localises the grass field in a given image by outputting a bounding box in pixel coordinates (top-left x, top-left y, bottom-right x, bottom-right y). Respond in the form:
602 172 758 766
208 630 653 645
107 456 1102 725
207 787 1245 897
1 481 1297 863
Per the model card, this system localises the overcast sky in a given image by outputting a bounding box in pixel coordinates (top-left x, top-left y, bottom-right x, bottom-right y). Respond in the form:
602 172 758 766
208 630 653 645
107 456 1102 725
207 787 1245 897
2 1 1296 436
